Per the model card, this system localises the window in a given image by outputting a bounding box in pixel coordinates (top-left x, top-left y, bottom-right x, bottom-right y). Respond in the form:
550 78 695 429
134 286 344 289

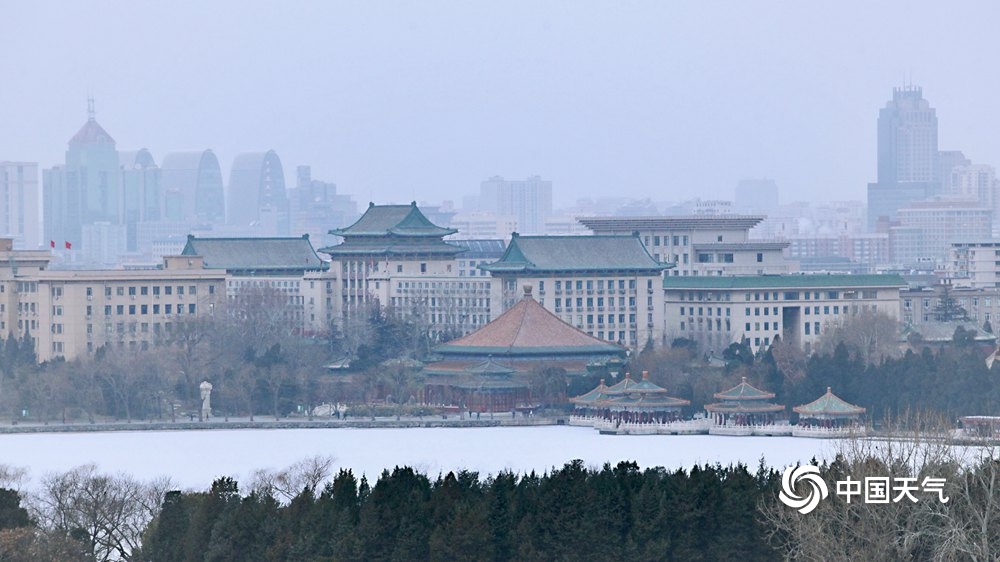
178 286 185 295
116 287 124 296
189 304 196 314
153 286 160 296
756 253 763 262
165 286 173 295
116 305 124 315
141 286 148 295
153 304 160 314
420 263 427 273
129 305 136 315
397 265 403 273
128 286 136 296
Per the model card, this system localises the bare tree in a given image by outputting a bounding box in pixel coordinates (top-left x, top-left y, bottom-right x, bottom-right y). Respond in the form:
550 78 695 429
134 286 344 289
249 455 335 503
31 464 174 562
815 308 901 365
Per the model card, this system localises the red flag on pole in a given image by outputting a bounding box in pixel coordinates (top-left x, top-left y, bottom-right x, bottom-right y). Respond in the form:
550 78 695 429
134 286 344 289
64 241 72 250
50 240 55 248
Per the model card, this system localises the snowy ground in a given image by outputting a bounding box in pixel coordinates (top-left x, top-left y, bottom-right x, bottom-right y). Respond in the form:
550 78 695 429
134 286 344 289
0 425 839 490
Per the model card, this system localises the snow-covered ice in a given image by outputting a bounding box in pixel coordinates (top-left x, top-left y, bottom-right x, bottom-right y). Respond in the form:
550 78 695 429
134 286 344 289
0 426 838 490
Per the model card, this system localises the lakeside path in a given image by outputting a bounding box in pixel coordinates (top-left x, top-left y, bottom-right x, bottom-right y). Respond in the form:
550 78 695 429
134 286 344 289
0 415 558 434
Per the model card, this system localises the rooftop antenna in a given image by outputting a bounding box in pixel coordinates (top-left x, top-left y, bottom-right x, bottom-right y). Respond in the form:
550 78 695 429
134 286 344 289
87 96 95 121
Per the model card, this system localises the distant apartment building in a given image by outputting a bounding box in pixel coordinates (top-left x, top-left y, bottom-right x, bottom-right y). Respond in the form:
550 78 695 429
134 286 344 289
181 235 333 335
948 241 1000 289
901 284 1000 332
662 274 906 355
785 233 890 270
0 239 226 362
0 162 41 249
890 199 992 266
578 215 793 276
479 233 668 348
448 212 518 239
320 202 499 339
479 175 552 234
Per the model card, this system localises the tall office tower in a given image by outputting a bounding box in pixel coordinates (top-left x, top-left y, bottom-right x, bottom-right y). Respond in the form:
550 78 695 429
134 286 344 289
867 86 941 230
227 150 289 235
43 99 121 249
479 175 552 234
289 165 358 248
119 149 161 252
734 178 779 215
160 150 226 224
0 162 41 249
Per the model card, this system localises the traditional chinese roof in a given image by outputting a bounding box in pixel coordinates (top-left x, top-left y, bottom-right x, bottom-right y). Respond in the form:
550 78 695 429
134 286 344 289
604 371 669 395
331 202 456 238
570 379 609 404
434 286 626 357
713 377 776 401
464 357 516 377
571 372 691 411
793 387 865 417
479 233 668 275
69 118 116 146
705 376 783 414
320 202 461 257
181 234 326 275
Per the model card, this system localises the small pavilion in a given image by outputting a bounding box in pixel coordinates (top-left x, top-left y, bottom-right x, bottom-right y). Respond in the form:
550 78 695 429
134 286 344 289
571 371 690 425
705 377 784 427
793 387 865 430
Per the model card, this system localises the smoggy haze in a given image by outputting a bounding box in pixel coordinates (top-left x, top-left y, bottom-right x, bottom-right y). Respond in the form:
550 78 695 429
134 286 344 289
2 0 999 206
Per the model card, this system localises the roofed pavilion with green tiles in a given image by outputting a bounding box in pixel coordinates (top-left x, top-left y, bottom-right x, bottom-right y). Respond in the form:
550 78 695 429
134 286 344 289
318 202 497 339
479 232 671 349
662 273 907 356
570 371 690 426
705 377 785 435
792 387 866 437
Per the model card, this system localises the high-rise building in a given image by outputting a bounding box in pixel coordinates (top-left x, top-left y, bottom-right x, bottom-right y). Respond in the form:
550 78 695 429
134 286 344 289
0 162 41 249
227 150 289 235
43 100 121 250
877 86 939 185
479 175 552 234
867 86 941 230
288 165 358 249
160 150 226 224
119 149 161 252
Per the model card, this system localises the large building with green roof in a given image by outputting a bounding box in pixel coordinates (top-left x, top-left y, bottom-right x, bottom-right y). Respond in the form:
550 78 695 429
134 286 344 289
479 232 669 349
181 234 334 335
319 202 498 339
663 273 906 355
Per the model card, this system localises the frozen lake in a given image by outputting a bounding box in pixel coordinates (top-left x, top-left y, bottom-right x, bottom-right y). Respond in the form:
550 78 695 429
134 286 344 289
0 426 838 490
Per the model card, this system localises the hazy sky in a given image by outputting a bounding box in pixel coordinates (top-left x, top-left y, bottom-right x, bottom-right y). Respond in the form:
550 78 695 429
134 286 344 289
3 1 999 208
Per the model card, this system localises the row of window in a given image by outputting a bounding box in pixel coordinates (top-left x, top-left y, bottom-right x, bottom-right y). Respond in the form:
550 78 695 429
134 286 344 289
92 303 197 316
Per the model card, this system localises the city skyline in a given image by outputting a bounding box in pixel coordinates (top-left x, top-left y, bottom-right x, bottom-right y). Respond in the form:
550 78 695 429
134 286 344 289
3 1 1000 207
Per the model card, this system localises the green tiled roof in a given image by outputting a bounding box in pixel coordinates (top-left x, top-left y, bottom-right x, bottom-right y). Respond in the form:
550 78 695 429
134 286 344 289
181 235 326 273
318 240 464 257
331 202 456 237
793 388 865 416
713 377 775 401
480 234 668 274
663 274 906 290
464 357 516 377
